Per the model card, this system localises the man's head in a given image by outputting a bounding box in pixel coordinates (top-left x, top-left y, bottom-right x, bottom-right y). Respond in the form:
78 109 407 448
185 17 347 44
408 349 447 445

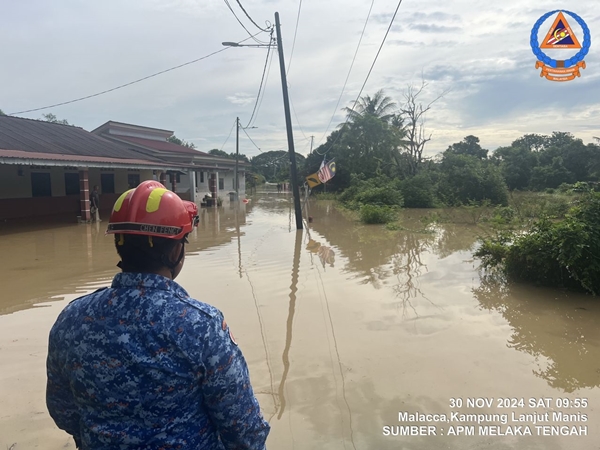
114 233 187 279
93 185 99 191
106 180 199 279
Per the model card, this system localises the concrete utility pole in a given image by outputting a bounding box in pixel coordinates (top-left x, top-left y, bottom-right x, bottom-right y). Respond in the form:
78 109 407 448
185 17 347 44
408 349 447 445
235 117 239 197
275 12 303 230
309 135 314 154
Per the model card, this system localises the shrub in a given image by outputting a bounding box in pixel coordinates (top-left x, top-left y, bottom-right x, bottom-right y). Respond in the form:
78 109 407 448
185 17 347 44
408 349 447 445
359 205 397 224
475 192 600 294
400 174 436 208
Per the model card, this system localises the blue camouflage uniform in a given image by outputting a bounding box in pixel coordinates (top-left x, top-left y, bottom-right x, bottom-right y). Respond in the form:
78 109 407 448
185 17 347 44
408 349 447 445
46 272 270 449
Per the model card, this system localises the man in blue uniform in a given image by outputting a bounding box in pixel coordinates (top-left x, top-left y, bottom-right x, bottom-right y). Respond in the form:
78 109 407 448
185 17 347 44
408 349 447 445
46 181 270 449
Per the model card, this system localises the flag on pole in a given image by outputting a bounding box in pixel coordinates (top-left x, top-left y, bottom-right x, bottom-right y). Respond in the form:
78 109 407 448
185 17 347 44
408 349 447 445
317 159 336 183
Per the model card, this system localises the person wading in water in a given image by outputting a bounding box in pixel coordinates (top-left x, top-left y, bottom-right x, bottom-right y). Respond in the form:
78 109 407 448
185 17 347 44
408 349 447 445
46 180 270 449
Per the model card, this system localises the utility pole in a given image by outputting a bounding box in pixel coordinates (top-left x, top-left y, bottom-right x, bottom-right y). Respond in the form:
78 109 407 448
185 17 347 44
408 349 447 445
275 12 303 230
309 135 314 154
234 117 239 197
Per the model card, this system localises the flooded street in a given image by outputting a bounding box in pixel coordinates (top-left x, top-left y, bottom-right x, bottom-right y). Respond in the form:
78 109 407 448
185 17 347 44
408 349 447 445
1 194 600 449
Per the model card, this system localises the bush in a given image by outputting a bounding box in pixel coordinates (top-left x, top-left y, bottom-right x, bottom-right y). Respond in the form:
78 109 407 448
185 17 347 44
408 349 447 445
338 175 404 210
475 192 600 294
359 205 397 224
400 174 436 208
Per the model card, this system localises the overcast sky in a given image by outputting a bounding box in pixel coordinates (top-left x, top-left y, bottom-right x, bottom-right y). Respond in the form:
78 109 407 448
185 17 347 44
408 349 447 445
1 0 598 158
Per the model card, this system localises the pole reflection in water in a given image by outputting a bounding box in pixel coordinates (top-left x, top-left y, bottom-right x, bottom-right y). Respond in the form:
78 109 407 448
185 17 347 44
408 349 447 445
277 230 302 419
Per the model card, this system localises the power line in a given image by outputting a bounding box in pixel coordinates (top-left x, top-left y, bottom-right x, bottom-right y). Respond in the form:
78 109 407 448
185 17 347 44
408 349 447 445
220 118 237 150
315 0 405 156
315 0 375 148
245 31 274 128
223 0 270 44
9 33 266 116
286 0 303 74
235 0 270 32
241 126 262 152
250 41 276 128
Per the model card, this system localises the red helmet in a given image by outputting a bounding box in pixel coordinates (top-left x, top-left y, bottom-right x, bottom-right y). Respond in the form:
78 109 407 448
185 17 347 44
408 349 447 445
106 180 198 240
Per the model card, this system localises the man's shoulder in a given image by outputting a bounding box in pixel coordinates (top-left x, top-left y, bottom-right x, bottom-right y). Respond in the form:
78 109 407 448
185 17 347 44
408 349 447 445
176 296 222 320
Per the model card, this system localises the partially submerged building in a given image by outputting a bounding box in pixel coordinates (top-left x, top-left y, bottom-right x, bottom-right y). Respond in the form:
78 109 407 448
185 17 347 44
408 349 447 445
0 116 247 221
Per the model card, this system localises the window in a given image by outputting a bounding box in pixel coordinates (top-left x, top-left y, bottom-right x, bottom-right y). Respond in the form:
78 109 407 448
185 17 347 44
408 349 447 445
127 173 140 188
101 173 115 194
31 173 52 197
64 173 79 195
200 171 204 183
219 177 224 190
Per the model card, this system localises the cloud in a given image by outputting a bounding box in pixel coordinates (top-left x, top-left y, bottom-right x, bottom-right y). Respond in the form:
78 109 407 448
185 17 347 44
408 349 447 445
226 94 256 106
407 23 462 33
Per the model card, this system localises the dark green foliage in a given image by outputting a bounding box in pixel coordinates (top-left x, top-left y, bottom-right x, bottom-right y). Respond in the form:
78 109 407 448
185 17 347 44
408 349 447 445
208 148 249 163
399 173 436 208
437 154 508 206
445 135 488 159
338 175 403 210
475 192 600 294
359 205 397 224
167 135 196 149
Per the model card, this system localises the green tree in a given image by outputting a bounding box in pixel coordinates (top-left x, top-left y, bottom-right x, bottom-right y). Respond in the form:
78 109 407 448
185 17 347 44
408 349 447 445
445 135 488 159
0 109 6 116
167 135 196 149
251 150 305 182
492 144 538 190
437 153 508 205
42 113 72 125
208 148 249 162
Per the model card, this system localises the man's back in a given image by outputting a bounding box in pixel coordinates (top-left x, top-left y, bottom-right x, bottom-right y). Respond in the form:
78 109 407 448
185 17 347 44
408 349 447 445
47 272 270 449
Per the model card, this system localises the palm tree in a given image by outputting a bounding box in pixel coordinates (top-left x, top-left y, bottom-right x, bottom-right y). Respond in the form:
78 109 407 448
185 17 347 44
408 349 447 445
342 89 397 124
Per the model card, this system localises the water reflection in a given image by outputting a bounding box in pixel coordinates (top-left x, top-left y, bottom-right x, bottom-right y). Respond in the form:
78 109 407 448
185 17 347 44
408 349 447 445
474 276 600 392
0 204 251 315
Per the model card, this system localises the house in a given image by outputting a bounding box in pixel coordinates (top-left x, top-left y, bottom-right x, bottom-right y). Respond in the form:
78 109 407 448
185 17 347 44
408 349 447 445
91 121 248 203
0 116 248 221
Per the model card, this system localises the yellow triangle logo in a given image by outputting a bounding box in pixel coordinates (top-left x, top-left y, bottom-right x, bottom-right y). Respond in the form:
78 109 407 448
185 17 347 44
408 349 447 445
540 11 582 49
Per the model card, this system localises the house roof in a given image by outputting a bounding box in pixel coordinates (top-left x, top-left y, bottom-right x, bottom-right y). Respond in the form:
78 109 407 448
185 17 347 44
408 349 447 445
115 136 209 156
0 149 178 169
91 120 173 135
0 116 165 162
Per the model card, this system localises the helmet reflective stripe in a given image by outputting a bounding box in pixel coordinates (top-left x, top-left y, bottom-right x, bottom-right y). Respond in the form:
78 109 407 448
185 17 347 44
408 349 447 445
146 188 168 213
113 189 134 212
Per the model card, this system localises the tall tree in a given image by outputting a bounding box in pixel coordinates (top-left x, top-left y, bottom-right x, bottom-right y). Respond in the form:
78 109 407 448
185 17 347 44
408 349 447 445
42 113 72 125
398 81 447 175
445 135 488 159
343 89 397 123
167 135 196 149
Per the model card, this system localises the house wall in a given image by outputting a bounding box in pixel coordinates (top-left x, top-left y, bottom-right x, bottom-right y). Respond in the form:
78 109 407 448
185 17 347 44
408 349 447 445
0 165 32 199
0 166 155 220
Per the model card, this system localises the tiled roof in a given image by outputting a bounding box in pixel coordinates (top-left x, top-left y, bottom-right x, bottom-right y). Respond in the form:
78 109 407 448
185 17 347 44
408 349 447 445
114 136 210 156
0 116 164 162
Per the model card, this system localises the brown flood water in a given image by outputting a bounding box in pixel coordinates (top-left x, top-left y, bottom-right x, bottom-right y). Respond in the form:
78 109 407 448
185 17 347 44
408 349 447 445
1 194 599 449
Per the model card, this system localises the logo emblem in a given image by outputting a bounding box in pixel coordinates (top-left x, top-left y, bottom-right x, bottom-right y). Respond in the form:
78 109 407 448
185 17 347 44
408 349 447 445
530 10 591 81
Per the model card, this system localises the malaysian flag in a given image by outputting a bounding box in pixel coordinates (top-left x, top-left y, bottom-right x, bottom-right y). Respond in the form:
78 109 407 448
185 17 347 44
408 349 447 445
317 159 336 183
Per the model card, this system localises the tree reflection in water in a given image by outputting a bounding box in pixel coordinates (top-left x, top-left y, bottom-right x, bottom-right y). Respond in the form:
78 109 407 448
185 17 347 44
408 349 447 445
307 201 481 318
473 274 600 392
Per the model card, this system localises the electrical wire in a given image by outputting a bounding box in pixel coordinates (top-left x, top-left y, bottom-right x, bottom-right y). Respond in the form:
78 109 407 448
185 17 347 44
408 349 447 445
9 33 266 116
245 31 274 128
250 40 276 128
315 0 405 156
220 118 237 151
241 126 262 152
224 0 270 44
288 88 310 142
234 0 270 32
286 0 303 75
314 0 375 148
